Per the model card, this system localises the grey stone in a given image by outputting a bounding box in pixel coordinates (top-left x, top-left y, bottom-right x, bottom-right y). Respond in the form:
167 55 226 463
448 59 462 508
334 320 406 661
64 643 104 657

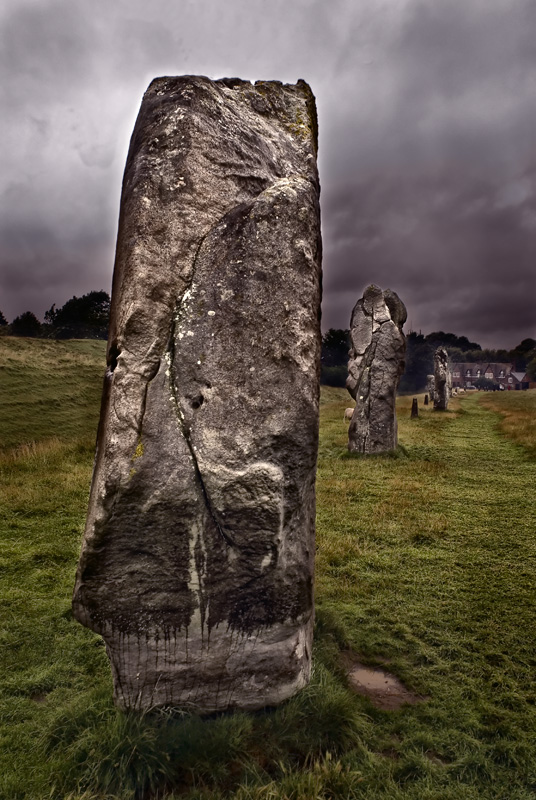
346 285 407 453
426 374 435 403
433 347 451 410
72 76 322 712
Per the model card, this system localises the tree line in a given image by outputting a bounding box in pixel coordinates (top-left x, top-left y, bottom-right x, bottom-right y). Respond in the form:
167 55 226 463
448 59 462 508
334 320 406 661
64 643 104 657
0 291 110 340
2 296 535 388
321 329 536 391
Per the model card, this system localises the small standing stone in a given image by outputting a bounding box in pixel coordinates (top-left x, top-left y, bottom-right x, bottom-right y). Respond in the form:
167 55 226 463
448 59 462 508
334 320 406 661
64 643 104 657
424 394 429 406
426 374 435 404
411 398 419 418
433 347 451 410
346 285 407 453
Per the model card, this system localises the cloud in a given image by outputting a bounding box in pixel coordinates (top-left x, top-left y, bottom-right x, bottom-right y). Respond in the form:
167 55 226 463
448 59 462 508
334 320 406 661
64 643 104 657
0 0 534 348
318 0 536 347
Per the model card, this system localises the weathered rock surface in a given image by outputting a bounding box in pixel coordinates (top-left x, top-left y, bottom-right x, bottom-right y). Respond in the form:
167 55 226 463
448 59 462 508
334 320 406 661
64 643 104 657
346 285 407 453
433 347 451 410
426 374 435 404
72 76 322 712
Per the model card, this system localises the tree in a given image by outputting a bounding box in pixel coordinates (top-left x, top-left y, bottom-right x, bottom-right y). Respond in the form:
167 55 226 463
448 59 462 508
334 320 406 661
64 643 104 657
398 332 433 394
49 291 110 339
321 365 348 387
445 345 510 364
320 328 350 386
526 356 536 382
11 311 42 337
425 331 481 352
321 328 350 367
0 310 7 326
509 338 536 371
44 304 57 325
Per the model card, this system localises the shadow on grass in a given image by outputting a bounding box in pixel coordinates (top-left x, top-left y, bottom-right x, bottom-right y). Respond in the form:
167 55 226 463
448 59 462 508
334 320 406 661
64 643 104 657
338 444 410 461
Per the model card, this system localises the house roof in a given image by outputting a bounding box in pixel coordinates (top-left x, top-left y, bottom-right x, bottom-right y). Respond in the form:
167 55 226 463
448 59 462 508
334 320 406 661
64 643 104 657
451 362 512 375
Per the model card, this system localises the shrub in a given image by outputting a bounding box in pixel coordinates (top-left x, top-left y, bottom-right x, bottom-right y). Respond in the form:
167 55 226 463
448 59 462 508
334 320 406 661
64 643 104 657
321 365 347 387
11 310 42 337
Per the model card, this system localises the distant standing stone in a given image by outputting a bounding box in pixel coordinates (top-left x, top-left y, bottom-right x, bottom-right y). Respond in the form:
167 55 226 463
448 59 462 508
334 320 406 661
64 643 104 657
426 374 435 404
433 347 451 410
72 76 322 713
424 394 429 406
411 398 419 418
346 285 407 453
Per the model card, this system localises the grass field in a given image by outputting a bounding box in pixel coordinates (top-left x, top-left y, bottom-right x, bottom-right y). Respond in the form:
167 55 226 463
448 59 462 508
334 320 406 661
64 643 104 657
477 390 536 459
1 338 535 800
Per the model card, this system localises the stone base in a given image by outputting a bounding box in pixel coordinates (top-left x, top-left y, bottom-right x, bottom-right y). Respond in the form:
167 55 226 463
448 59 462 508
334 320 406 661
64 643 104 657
101 617 312 712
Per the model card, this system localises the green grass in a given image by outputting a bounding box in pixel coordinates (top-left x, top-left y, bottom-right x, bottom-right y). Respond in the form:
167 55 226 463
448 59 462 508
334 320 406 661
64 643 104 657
1 338 536 799
0 337 106 448
478 390 536 458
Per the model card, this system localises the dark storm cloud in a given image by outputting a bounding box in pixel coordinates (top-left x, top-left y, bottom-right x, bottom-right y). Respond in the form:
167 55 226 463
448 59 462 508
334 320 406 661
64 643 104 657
320 0 536 347
322 170 536 347
1 0 534 348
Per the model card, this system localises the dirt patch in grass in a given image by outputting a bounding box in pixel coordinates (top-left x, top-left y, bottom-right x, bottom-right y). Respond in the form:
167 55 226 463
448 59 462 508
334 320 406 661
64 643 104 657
341 652 426 710
425 750 451 765
380 747 401 760
30 692 48 704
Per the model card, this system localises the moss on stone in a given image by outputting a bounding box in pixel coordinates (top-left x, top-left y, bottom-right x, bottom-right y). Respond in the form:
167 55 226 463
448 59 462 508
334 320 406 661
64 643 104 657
132 439 144 460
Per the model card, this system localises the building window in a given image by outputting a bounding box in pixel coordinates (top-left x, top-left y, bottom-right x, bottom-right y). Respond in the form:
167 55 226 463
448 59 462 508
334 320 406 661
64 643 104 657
466 369 471 376
485 372 493 379
476 370 481 377
499 370 504 377
453 371 460 377
508 377 513 383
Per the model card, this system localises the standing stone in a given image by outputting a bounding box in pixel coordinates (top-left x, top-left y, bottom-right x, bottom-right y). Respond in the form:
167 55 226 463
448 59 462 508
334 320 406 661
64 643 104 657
411 398 419 418
346 285 407 453
426 374 435 404
433 347 451 410
72 76 322 712
424 393 429 406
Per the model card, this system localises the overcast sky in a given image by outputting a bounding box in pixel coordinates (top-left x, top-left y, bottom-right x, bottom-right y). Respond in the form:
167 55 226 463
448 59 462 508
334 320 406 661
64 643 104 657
1 0 534 348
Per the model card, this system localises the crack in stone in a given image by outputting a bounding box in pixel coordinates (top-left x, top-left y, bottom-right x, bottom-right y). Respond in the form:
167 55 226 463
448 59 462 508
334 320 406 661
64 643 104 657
166 300 235 551
162 195 273 550
166 228 236 547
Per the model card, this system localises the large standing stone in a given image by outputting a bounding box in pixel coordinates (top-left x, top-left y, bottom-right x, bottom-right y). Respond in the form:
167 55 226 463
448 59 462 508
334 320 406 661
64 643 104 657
433 347 451 410
346 285 407 453
72 76 322 712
